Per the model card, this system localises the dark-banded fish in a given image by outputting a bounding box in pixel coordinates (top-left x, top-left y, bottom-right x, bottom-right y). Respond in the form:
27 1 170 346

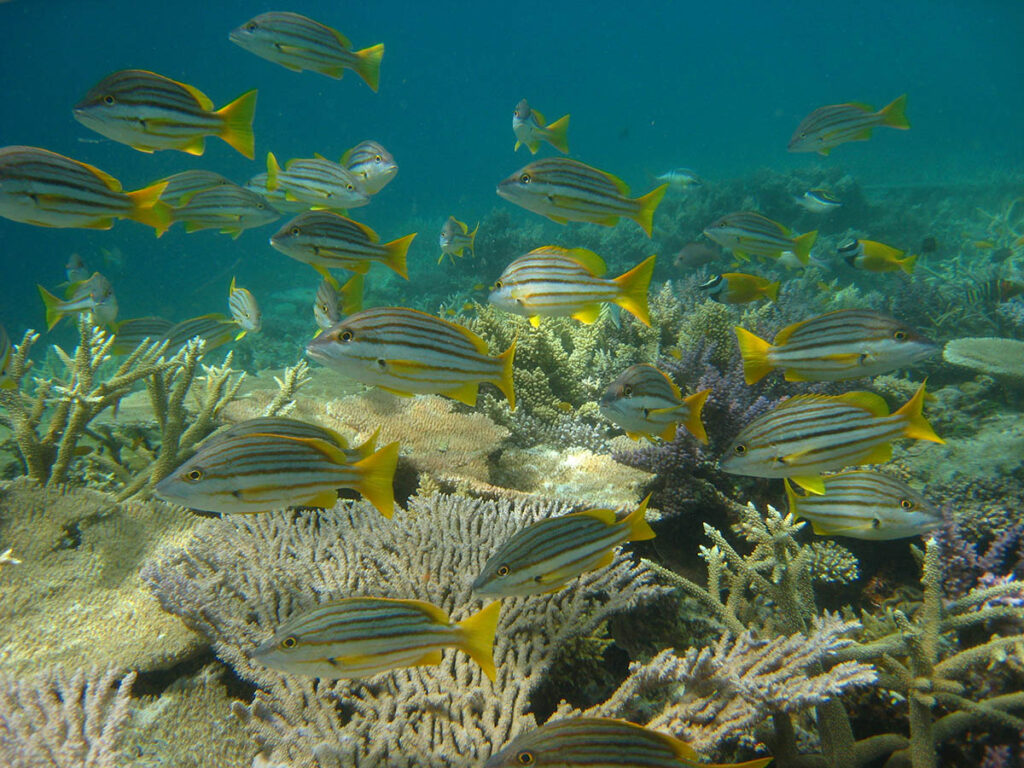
655 167 702 189
158 170 233 207
962 278 1024 307
244 172 309 214
230 12 384 91
111 316 174 354
786 471 940 540
313 273 364 332
228 277 261 339
270 210 412 279
789 94 909 155
0 324 14 390
38 272 117 330
0 146 171 234
699 272 779 304
73 70 257 158
599 365 709 443
266 153 369 210
485 718 772 768
839 239 916 274
163 313 237 353
473 496 653 598
489 247 655 327
720 382 944 494
438 216 478 264
154 427 399 518
734 309 937 384
497 158 667 237
202 417 378 464
306 307 516 409
341 140 397 194
65 253 90 284
253 597 500 680
172 184 279 238
794 189 841 213
513 98 570 154
703 211 817 264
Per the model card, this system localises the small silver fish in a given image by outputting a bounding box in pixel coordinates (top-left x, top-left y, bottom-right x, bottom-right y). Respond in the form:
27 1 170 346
438 216 478 264
65 253 90 283
228 277 261 338
655 167 702 189
312 274 364 332
794 189 842 213
512 98 570 154
599 364 709 443
173 185 280 238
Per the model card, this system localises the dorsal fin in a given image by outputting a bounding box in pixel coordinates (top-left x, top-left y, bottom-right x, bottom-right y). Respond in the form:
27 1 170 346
79 160 123 192
572 507 616 524
177 80 214 111
598 168 630 196
836 391 890 417
349 217 380 243
330 27 352 49
564 247 607 276
774 316 811 345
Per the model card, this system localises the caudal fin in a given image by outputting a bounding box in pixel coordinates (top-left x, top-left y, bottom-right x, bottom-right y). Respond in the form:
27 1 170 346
126 180 173 237
492 338 517 411
216 89 258 159
631 184 667 237
382 233 415 279
621 494 656 541
734 326 775 384
457 601 501 681
792 230 817 265
38 285 64 330
894 381 944 444
466 223 479 258
899 253 918 274
354 441 399 517
683 388 711 444
880 94 910 129
544 114 570 153
613 254 656 326
352 43 385 92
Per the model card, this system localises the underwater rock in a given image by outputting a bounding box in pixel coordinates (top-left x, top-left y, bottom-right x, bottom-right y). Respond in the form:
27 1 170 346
943 336 1024 379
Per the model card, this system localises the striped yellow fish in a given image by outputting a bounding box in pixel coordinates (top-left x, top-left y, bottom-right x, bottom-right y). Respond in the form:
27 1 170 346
472 496 653 598
230 11 384 91
485 717 772 768
228 278 261 339
157 170 233 207
38 272 118 330
735 309 937 384
313 274 364 332
0 146 171 234
154 423 399 518
489 247 655 327
341 140 397 194
438 216 478 263
173 185 279 238
703 211 817 264
73 70 257 158
270 210 413 279
0 324 15 390
720 382 944 494
785 471 940 540
253 597 500 680
599 364 709 443
244 172 309 214
699 272 780 304
513 98 570 154
789 94 909 155
306 307 516 409
266 153 369 210
204 417 378 464
163 314 238 353
111 316 174 355
497 158 666 236
839 239 916 274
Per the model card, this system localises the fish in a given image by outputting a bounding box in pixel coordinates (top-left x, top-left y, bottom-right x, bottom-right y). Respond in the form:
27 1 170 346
734 309 937 384
788 94 909 155
111 316 174 354
229 11 384 91
672 241 721 270
252 597 500 680
244 172 310 214
438 216 478 264
472 496 654 598
266 153 370 210
341 140 397 194
0 324 14 390
154 425 399 518
172 185 279 238
488 247 656 327
655 167 702 189
202 417 378 465
512 99 570 154
313 273 364 331
720 382 944 495
839 239 916 274
703 211 817 264
269 210 413 279
157 170 234 207
163 313 238 353
785 470 940 540
228 277 261 339
65 253 90 284
963 278 1024 307
794 189 842 213
484 717 773 768
0 146 171 234
497 158 667 237
38 272 117 330
599 364 709 443
73 70 257 159
699 273 780 304
306 307 516 409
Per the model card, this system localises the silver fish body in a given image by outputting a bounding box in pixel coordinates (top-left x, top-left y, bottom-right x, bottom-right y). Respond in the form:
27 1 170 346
65 253 90 283
111 316 174 354
266 153 369 210
228 278 261 337
512 99 570 154
174 185 279 238
341 140 397 194
163 314 237 353
438 216 478 263
158 170 234 206
38 272 117 329
599 364 709 443
703 211 817 263
244 173 310 213
655 167 702 188
789 95 909 155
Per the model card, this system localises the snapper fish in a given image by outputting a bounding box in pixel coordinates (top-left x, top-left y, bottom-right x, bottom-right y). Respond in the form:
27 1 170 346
313 273 364 332
266 153 370 210
201 416 378 465
111 316 174 355
789 94 909 155
244 172 309 214
473 497 654 598
599 364 709 443
489 247 655 327
73 70 257 158
512 98 570 154
703 211 817 264
163 314 238 353
38 272 117 330
228 278 261 339
699 272 779 304
341 140 397 194
173 184 280 238
253 597 500 680
839 238 916 274
157 170 233 207
0 324 14 390
794 189 842 213
438 216 478 263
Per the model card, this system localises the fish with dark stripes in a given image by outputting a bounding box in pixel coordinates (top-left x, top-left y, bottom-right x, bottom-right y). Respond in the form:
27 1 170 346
73 70 257 158
163 314 239 353
313 273 363 333
789 94 909 155
438 215 478 264
720 382 944 494
703 211 817 264
513 98 570 154
489 247 655 327
173 184 279 238
157 170 233 207
203 417 378 464
266 153 369 210
253 597 500 680
244 172 309 214
341 140 397 194
497 157 666 236
111 316 174 354
599 364 709 443
734 309 937 384
473 496 654 598
228 278 261 339
38 272 117 329
306 307 516 408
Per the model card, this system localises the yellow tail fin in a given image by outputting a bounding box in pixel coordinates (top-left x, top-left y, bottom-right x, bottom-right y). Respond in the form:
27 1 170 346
792 230 817 264
353 43 385 92
37 285 64 330
216 89 258 159
466 222 479 257
881 94 910 129
894 381 944 444
764 280 781 302
126 180 173 237
631 184 667 237
734 326 775 384
899 253 918 274
683 388 711 444
354 441 399 517
492 338 517 411
622 494 656 541
457 601 501 681
612 254 656 326
383 233 415 279
544 113 570 153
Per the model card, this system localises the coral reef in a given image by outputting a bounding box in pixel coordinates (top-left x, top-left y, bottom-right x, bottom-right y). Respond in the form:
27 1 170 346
943 337 1024 380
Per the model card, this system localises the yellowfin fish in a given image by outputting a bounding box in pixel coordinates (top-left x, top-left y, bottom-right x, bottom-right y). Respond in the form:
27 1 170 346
230 11 384 91
513 98 570 154
313 273 364 332
341 140 397 194
788 94 909 155
473 497 654 598
703 211 817 264
228 277 261 339
839 239 916 274
734 309 937 384
173 185 280 238
488 247 655 327
266 153 370 210
599 364 709 443
202 416 377 465
111 316 174 355
794 189 842 213
163 314 238 353
973 240 995 250
38 272 117 330
253 597 500 680
157 170 234 207
244 172 309 214
0 324 15 390
497 158 667 237
73 70 257 159
438 216 478 264
306 307 516 409
699 272 779 304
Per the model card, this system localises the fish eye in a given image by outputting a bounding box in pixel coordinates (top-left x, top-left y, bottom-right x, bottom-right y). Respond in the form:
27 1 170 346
900 498 914 509
520 173 531 184
893 330 908 341
103 95 115 105
290 227 300 235
496 565 511 577
281 635 298 649
340 330 354 342
346 184 354 190
494 280 502 288
374 154 382 162
516 751 534 765
734 444 747 455
245 21 258 31
185 468 204 482
622 385 632 396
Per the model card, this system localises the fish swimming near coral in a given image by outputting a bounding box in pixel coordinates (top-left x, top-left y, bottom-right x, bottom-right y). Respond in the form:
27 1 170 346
172 184 280 238
110 316 174 355
512 98 570 154
703 211 817 264
788 94 909 155
488 247 656 327
313 273 364 332
794 189 842 213
157 170 233 207
228 277 261 339
734 309 937 384
839 238 916 274
438 215 478 263
253 597 500 680
306 306 517 409
341 140 397 194
73 70 257 158
202 416 377 463
699 272 780 304
38 272 117 330
0 324 14 390
473 496 654 598
497 157 667 236
266 153 370 210
599 364 709 443
163 314 238 353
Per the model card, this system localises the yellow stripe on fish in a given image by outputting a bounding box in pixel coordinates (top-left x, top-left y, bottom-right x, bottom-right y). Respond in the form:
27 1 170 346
599 364 709 443
789 95 909 155
174 184 280 238
157 170 233 207
266 153 369 210
38 272 118 330
163 313 237 353
228 277 261 339
703 211 816 263
839 239 917 274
